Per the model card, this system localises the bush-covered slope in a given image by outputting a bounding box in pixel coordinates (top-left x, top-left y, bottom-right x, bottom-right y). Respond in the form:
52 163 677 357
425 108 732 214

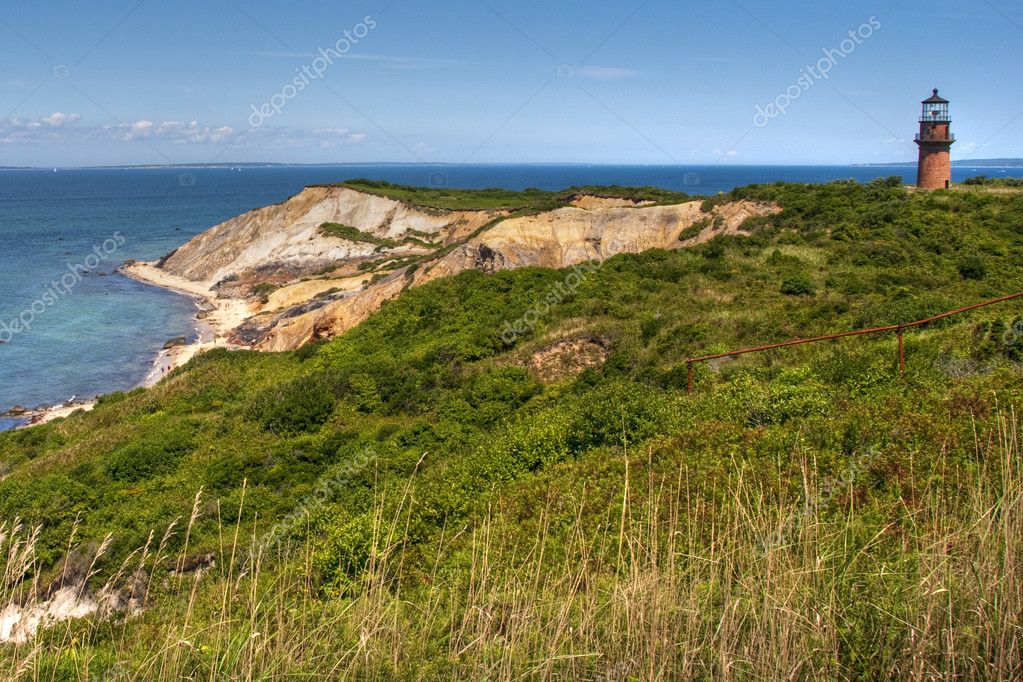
1 179 1022 679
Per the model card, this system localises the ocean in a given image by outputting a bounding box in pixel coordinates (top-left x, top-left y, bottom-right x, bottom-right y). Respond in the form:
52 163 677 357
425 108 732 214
2 163 1022 431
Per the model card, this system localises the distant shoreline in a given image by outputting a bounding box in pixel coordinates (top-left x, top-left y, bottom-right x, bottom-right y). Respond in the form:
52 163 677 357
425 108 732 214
856 160 1023 169
4 160 1021 171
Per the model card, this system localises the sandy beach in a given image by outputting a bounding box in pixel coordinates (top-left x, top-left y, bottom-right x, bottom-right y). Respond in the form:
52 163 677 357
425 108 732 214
120 260 254 339
122 260 255 384
12 261 254 428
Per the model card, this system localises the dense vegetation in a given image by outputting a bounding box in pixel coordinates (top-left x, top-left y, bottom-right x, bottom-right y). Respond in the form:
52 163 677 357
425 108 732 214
320 179 693 211
2 179 1022 679
318 222 404 248
962 174 1023 188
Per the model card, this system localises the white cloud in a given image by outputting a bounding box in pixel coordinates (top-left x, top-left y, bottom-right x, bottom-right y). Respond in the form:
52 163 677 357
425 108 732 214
122 120 154 139
0 114 366 149
1 112 83 131
40 112 82 127
112 119 240 144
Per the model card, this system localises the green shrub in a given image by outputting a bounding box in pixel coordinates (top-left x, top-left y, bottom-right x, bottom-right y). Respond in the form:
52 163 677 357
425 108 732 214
320 223 400 248
248 371 340 434
780 274 816 296
348 373 383 413
104 427 196 482
957 256 987 280
314 512 375 593
703 240 726 260
678 219 710 241
251 282 280 303
567 380 674 452
853 293 954 329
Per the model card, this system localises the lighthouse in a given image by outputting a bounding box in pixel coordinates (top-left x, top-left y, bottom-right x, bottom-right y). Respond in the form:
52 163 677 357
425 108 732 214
915 89 955 190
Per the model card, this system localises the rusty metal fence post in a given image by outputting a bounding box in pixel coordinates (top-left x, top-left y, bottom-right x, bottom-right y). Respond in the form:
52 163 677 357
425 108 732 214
897 327 906 377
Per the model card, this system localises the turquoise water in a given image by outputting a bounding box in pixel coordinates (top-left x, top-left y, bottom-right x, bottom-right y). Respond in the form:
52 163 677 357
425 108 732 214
2 164 1021 430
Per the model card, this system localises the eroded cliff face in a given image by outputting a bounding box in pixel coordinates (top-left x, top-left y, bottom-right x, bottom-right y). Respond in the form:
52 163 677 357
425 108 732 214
141 186 779 351
158 185 503 291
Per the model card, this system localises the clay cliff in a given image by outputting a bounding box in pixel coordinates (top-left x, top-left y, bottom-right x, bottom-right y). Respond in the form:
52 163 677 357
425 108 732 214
125 185 779 351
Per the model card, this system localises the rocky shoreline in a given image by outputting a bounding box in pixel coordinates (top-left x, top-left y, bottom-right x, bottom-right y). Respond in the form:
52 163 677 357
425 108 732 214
0 398 96 428
120 260 252 377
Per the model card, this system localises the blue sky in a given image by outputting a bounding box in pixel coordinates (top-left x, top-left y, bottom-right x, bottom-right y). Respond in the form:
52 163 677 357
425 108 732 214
1 0 1021 166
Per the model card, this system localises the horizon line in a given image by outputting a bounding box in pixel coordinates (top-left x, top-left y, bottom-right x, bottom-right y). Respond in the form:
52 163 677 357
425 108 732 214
3 159 1021 171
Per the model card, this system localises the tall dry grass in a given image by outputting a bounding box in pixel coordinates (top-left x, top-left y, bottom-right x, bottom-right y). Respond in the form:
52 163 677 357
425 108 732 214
1 415 1020 680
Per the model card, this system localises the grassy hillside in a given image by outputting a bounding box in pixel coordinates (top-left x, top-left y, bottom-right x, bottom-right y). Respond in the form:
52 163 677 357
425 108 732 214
2 179 1023 679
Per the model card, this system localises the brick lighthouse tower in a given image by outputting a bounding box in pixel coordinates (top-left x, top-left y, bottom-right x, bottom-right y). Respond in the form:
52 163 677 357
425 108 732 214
915 89 955 189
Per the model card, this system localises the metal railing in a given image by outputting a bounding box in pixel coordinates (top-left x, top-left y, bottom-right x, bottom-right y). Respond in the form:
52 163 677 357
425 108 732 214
685 292 1023 393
